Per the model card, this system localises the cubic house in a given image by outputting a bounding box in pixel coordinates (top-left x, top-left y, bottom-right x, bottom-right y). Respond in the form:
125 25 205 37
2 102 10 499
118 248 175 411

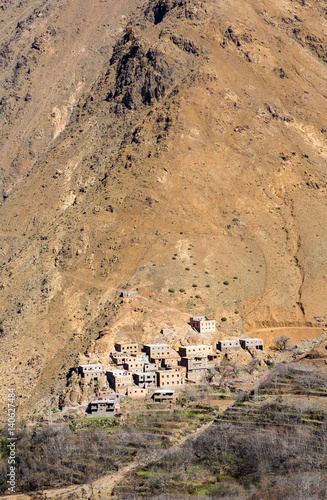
217 340 241 352
181 356 208 380
133 371 157 388
161 356 180 368
143 362 159 371
114 342 139 354
127 387 148 398
87 394 120 417
110 352 127 366
107 370 134 392
240 338 264 350
153 389 175 402
157 369 184 387
78 364 106 385
143 343 172 359
123 361 145 372
120 291 138 298
111 352 147 366
179 345 213 358
190 316 216 334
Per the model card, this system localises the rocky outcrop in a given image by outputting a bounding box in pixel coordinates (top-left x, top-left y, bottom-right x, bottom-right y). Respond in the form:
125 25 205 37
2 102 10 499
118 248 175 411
106 39 174 112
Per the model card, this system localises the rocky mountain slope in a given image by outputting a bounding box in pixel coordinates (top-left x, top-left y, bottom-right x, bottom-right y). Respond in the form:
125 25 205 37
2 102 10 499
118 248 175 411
1 0 327 414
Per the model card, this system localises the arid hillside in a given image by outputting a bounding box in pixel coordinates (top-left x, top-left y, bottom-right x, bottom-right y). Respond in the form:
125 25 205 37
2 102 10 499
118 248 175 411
0 0 138 193
1 0 327 414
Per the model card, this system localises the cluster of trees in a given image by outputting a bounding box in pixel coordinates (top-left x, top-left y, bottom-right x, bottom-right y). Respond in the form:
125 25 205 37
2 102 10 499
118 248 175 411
115 418 327 499
113 364 327 498
1 362 326 497
0 416 176 494
0 425 138 493
259 362 327 395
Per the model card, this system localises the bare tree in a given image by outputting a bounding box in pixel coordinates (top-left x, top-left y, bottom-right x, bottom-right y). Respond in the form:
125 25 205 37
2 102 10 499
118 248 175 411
272 335 291 351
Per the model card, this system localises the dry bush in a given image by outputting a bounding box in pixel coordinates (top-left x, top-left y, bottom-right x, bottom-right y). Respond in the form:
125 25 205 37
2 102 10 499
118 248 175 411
252 472 327 500
272 335 291 351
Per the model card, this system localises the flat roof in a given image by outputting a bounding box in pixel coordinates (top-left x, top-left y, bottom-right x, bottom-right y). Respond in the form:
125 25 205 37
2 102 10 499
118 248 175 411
91 395 118 402
144 344 170 347
115 342 138 345
107 370 132 375
219 340 240 343
179 345 212 348
240 338 263 342
79 364 104 368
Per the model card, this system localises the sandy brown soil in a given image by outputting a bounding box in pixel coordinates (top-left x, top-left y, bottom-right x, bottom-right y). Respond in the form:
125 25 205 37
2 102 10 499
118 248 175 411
1 0 327 415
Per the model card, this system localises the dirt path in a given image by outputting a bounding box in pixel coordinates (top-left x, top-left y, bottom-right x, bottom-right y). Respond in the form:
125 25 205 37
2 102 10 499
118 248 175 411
248 326 323 334
245 326 325 347
2 417 218 500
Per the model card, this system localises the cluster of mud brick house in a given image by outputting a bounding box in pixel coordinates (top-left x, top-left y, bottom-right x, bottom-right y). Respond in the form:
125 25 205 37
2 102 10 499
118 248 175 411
79 315 263 416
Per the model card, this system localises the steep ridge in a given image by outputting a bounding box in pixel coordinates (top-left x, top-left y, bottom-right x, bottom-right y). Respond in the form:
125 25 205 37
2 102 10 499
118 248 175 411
1 0 327 414
0 0 140 194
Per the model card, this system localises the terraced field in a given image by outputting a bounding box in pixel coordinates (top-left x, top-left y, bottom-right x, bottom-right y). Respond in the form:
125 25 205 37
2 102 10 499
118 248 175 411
112 364 327 499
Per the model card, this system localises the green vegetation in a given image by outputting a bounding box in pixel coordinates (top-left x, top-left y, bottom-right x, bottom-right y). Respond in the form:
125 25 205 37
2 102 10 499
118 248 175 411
168 288 175 293
113 367 327 498
223 281 229 285
1 366 326 498
221 317 227 322
179 288 186 293
192 284 198 288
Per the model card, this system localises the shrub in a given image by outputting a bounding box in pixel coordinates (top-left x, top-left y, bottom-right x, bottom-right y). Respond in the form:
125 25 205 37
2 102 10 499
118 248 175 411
168 288 175 293
221 317 227 322
192 284 198 288
205 284 210 287
179 289 185 293
223 281 229 285
272 335 291 351
195 295 201 299
185 267 190 271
